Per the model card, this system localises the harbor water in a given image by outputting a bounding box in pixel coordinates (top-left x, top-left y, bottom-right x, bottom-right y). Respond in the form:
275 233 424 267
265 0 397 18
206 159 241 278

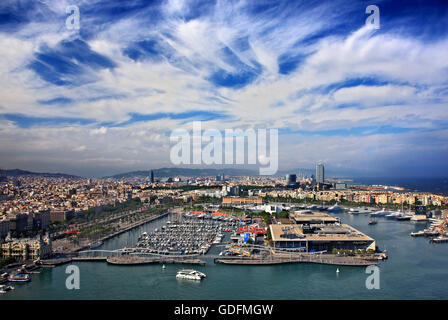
1 212 448 300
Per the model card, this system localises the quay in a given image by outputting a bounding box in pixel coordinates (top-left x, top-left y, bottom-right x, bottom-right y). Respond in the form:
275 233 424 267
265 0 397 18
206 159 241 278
40 255 206 266
106 256 205 265
215 254 378 266
71 212 169 253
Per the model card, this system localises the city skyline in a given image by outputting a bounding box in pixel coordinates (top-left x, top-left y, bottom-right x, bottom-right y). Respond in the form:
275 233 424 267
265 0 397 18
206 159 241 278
0 0 447 177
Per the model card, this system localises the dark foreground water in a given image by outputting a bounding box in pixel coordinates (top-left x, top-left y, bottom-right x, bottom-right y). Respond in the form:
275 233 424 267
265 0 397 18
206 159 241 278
2 212 448 300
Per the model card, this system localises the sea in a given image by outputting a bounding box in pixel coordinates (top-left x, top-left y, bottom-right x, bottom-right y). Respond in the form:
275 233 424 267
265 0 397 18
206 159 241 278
353 177 448 195
1 211 448 300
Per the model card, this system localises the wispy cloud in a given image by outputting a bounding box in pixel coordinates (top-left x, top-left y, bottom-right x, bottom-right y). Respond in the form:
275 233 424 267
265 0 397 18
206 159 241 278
0 0 447 176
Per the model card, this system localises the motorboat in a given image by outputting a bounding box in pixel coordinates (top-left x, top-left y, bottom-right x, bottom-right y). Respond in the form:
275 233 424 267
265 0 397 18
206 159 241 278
176 269 206 280
385 211 402 219
8 274 31 282
89 241 103 249
368 219 377 225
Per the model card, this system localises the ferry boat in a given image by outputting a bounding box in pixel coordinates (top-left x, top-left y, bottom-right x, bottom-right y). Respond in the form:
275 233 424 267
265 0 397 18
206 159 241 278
8 274 31 282
176 269 206 280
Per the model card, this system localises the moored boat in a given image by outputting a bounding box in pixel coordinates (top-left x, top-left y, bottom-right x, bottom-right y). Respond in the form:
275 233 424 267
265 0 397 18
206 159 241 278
90 241 103 249
8 274 31 282
0 285 14 294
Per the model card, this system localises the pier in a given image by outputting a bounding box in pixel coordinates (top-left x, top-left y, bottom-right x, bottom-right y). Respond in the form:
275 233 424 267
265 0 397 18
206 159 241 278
215 254 378 266
106 256 205 265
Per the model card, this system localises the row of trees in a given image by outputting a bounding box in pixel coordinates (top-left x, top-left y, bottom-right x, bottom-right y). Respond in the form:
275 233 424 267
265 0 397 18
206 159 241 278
331 248 375 255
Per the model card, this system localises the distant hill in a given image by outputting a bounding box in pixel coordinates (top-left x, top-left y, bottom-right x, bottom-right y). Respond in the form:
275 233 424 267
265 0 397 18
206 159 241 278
107 167 259 179
277 168 315 176
4 169 82 179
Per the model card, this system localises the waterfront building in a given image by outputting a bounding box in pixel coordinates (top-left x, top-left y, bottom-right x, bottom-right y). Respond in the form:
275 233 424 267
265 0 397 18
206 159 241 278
316 164 324 184
50 209 75 222
290 211 340 225
32 210 51 230
7 213 29 233
269 223 375 251
1 232 52 260
222 196 263 206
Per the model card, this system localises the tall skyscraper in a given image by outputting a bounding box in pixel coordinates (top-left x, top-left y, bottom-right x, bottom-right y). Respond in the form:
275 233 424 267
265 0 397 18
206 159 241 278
150 170 154 183
316 163 324 184
286 174 297 186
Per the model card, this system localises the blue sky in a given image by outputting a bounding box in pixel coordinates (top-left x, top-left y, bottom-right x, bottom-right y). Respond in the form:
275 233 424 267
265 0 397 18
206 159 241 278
0 0 447 177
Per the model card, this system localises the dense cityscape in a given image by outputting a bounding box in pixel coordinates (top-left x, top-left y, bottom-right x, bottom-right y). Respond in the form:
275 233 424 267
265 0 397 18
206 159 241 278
1 164 447 281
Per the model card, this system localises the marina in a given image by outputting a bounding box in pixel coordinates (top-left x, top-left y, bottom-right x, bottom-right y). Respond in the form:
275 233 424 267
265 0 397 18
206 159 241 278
134 213 239 255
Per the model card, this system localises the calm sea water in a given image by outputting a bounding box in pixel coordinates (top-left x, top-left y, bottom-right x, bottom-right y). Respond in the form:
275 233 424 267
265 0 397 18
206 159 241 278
354 177 448 195
2 212 448 300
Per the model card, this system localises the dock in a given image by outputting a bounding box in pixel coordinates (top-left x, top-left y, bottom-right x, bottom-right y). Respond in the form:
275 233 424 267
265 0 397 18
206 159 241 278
40 258 72 267
106 255 206 265
215 254 378 266
72 257 108 262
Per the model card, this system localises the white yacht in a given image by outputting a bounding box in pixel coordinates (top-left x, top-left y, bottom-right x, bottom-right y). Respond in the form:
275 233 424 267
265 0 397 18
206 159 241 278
176 269 206 280
370 208 392 217
385 211 402 219
327 203 343 213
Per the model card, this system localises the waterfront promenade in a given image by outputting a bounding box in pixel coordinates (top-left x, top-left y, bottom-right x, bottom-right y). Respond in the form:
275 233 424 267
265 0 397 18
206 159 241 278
52 211 169 254
215 253 378 266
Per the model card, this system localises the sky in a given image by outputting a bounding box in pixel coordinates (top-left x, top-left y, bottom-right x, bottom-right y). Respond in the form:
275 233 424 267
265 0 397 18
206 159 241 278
0 0 447 178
